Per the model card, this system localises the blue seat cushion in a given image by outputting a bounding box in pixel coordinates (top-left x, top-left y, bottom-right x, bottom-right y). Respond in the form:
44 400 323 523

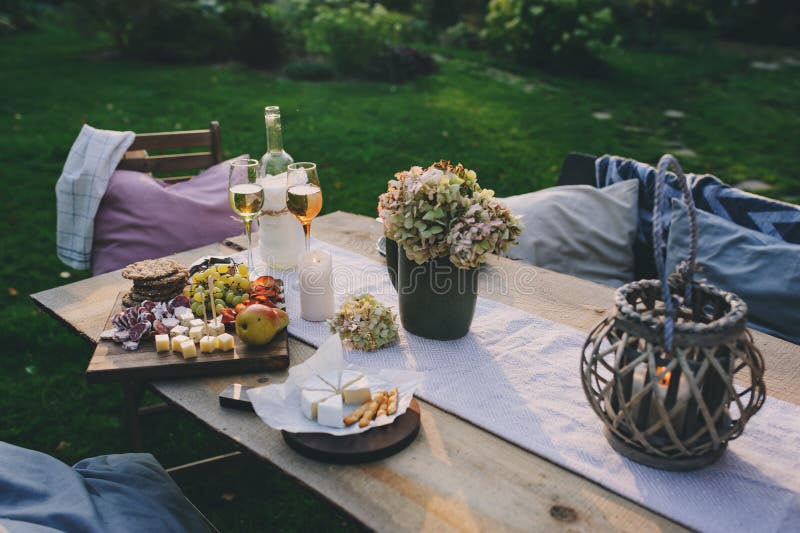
0 441 209 532
666 201 800 344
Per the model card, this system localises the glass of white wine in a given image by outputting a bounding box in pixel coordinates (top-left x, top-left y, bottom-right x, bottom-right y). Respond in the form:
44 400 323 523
286 162 322 252
228 158 264 277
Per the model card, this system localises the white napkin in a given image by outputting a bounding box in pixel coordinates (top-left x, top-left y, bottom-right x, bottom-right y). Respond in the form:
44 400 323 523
247 334 424 436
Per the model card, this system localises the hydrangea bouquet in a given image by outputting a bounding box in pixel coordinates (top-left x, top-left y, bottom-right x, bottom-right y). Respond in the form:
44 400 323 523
328 294 399 351
378 160 522 269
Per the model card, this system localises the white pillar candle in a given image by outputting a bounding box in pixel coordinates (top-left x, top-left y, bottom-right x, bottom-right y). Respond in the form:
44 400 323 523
298 250 335 322
631 365 690 430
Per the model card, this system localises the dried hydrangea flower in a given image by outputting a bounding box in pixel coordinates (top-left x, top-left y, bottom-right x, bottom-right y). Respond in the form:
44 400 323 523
328 294 399 351
377 160 522 269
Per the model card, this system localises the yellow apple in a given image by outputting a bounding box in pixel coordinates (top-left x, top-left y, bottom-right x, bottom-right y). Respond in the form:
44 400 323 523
235 304 289 346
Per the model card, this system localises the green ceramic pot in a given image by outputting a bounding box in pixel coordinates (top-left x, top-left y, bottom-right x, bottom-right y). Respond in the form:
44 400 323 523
385 237 399 291
396 245 478 340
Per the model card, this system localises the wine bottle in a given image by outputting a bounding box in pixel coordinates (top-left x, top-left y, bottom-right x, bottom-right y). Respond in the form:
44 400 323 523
260 105 294 176
257 106 304 268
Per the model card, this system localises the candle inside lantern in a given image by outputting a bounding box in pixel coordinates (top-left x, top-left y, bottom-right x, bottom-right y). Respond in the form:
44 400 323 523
298 249 335 322
631 365 690 431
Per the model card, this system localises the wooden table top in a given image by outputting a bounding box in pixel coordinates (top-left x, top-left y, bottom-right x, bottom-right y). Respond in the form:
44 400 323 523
31 211 800 532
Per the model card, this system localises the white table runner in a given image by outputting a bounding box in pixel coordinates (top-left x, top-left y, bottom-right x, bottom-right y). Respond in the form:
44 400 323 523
252 241 800 532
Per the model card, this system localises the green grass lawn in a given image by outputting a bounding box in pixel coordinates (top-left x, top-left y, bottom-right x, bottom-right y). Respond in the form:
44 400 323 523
1 21 798 531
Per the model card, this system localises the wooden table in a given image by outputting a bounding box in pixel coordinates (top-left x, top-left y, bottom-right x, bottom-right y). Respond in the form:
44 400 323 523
32 211 800 532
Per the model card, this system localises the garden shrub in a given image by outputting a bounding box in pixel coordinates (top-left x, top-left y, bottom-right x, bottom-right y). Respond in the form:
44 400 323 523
283 59 336 81
364 45 438 83
304 2 409 76
440 21 483 50
484 0 619 70
69 0 283 66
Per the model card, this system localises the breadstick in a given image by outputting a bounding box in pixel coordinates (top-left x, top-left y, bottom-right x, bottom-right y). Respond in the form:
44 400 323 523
376 397 389 417
387 387 398 415
343 398 372 426
358 392 386 428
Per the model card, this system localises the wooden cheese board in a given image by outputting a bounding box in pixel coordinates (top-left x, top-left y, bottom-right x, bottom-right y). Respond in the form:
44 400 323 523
86 292 289 384
282 399 421 464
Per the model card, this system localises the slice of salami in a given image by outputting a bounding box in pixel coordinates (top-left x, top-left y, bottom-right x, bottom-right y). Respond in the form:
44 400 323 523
168 295 191 312
153 320 168 335
122 340 140 351
139 312 156 324
112 329 130 343
111 313 126 329
141 300 156 311
100 329 118 340
129 322 151 342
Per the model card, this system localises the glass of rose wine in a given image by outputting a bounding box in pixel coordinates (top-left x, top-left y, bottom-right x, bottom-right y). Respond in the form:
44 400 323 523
286 162 322 252
228 158 264 277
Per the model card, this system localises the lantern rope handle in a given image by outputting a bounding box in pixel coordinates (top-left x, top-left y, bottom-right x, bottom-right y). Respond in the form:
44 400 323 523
652 154 699 352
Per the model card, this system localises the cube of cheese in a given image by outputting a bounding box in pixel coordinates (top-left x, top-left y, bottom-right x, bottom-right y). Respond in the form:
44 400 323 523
216 333 235 351
169 325 188 338
300 390 335 421
154 334 170 353
207 317 226 336
188 318 205 329
317 394 344 428
189 326 205 342
342 376 371 404
199 336 217 353
171 334 190 353
176 310 194 327
180 339 197 359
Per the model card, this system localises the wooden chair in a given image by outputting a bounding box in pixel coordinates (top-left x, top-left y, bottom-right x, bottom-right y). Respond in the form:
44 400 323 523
118 121 222 182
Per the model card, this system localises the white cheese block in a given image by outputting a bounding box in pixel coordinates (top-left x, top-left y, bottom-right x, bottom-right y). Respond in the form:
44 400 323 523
338 370 363 390
154 334 170 353
300 390 335 421
189 326 204 342
171 334 190 353
199 336 217 353
342 376 371 404
170 325 188 338
317 394 345 428
176 310 195 327
302 374 337 393
180 339 197 359
188 318 205 329
207 317 225 336
217 333 235 351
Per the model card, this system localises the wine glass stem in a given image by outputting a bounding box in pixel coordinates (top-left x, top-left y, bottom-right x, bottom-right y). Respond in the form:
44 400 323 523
303 222 311 252
244 219 254 276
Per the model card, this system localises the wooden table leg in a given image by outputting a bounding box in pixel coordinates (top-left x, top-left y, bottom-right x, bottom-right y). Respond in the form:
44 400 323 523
122 381 145 451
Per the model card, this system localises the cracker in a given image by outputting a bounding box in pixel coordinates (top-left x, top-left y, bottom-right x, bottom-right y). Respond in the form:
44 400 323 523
121 259 183 281
133 269 188 288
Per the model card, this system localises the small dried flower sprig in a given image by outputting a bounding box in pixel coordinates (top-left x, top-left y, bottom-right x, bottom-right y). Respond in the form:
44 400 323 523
378 160 522 269
328 294 399 351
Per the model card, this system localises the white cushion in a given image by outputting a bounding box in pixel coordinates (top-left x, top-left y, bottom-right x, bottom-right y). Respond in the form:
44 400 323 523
501 180 639 287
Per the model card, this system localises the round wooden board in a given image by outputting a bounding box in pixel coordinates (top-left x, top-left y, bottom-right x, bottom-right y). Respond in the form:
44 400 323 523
282 399 421 464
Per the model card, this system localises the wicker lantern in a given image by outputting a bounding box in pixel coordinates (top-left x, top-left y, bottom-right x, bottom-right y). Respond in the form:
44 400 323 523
580 155 766 471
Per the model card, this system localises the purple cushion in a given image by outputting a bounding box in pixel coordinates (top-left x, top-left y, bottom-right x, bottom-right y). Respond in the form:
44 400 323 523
92 156 245 275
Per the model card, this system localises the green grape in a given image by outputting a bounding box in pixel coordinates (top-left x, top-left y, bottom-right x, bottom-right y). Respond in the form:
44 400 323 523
193 292 204 303
215 303 225 313
231 295 242 306
225 291 235 305
215 298 225 307
212 286 223 297
215 281 226 290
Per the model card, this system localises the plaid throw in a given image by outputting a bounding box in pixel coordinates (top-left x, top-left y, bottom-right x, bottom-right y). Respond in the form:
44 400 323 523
56 124 134 270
